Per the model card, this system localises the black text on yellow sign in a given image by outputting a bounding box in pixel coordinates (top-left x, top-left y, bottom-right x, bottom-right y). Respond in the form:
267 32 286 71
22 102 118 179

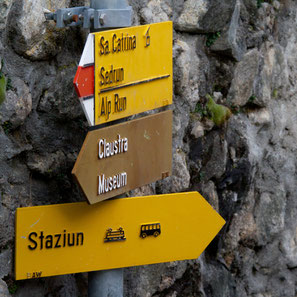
15 192 225 280
94 21 173 125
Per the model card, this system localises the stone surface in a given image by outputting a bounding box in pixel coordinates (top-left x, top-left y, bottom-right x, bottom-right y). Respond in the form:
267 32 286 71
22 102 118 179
15 274 83 297
280 228 297 269
37 62 84 120
129 184 155 197
7 0 71 61
0 0 297 296
191 121 204 139
200 0 236 32
175 0 208 33
27 150 66 176
0 203 13 247
210 0 247 61
156 149 190 194
190 130 228 183
173 37 200 110
140 0 171 23
201 180 219 211
0 78 32 128
0 248 12 278
248 108 271 126
125 261 188 297
228 49 260 106
0 279 10 297
0 0 12 31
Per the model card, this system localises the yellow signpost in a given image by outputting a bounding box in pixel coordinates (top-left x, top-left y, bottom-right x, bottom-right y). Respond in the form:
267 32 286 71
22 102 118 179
15 192 225 280
94 21 173 125
15 19 226 288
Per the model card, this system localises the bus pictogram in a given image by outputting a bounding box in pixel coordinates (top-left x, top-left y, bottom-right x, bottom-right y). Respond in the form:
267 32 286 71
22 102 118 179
140 223 161 238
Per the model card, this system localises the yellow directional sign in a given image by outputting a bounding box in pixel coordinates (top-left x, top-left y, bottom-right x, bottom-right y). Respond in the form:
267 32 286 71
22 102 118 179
94 21 173 125
72 110 172 204
15 192 225 280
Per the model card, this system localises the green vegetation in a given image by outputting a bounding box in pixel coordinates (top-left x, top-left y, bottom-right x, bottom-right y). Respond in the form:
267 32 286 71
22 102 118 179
6 77 12 91
56 172 67 181
248 95 256 104
257 0 264 8
199 171 205 182
257 0 273 8
0 59 7 106
58 62 77 71
194 102 208 117
230 105 242 115
3 276 18 295
9 283 18 294
206 94 232 126
2 121 12 134
213 85 223 93
206 32 221 47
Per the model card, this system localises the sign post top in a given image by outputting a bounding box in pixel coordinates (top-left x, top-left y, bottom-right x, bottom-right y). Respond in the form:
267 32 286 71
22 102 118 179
45 0 132 29
73 21 173 126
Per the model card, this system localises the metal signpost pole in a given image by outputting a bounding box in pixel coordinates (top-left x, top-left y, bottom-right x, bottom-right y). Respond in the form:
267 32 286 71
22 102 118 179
90 0 128 9
45 0 132 294
88 1 126 296
89 269 123 297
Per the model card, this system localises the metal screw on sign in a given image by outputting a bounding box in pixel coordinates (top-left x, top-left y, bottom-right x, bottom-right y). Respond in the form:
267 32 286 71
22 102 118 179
145 27 151 47
44 0 132 296
99 13 106 26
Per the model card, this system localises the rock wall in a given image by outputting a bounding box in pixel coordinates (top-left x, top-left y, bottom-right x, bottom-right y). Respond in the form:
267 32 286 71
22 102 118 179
0 0 296 296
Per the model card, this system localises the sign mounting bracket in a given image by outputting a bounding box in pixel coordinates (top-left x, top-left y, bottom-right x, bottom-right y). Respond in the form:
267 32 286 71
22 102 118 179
44 0 132 30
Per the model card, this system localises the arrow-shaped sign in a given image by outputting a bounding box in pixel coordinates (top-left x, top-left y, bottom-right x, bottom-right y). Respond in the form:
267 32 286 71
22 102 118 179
73 22 173 126
73 34 95 126
93 22 173 125
72 110 172 204
15 192 225 280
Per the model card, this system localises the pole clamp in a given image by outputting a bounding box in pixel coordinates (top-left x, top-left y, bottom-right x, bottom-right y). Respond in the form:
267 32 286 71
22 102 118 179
45 6 132 29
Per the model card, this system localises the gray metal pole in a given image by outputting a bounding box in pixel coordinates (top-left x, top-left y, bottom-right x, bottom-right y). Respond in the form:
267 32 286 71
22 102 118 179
88 269 124 297
91 0 128 9
88 3 127 294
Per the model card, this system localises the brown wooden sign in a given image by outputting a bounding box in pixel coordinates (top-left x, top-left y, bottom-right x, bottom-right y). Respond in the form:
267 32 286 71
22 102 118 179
72 110 172 204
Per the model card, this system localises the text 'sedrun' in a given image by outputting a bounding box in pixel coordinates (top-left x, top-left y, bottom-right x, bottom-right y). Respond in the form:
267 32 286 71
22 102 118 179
100 65 124 86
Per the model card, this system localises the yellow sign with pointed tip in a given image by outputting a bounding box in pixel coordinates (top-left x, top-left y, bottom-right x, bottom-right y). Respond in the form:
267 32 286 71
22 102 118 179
94 21 173 125
15 192 225 280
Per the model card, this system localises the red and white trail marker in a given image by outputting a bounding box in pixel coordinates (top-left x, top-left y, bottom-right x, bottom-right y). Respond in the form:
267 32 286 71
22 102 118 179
73 34 95 126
